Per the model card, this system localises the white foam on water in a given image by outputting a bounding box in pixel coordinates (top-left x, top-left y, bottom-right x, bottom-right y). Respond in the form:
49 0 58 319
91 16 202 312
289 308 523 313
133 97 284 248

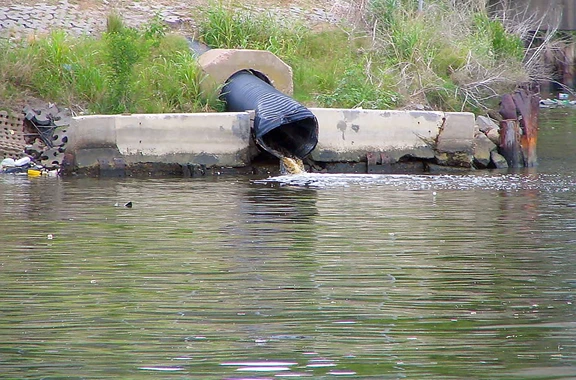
253 172 576 192
139 366 184 371
236 366 291 372
221 361 297 366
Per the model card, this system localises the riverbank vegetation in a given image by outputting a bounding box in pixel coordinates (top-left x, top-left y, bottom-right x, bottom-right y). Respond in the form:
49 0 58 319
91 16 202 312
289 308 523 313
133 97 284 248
0 0 552 115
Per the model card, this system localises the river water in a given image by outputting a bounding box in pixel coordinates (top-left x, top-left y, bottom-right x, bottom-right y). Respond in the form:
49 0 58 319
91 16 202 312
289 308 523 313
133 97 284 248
1 109 575 379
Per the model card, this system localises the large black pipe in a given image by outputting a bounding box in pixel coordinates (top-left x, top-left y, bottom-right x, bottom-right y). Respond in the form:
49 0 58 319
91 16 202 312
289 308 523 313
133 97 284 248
221 69 318 159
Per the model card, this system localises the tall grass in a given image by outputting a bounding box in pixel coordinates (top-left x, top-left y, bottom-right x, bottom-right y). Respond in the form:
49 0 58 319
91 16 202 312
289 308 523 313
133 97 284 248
0 17 222 114
197 2 400 109
198 3 306 57
366 0 530 111
195 0 539 111
0 31 108 110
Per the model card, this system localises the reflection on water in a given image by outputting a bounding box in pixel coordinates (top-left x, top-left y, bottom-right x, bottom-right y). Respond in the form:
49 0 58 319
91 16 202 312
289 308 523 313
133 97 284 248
0 109 575 379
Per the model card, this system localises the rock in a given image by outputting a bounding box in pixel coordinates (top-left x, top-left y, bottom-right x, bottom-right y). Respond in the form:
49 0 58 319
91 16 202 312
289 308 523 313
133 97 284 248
486 128 500 145
473 132 497 169
490 151 508 169
476 115 499 133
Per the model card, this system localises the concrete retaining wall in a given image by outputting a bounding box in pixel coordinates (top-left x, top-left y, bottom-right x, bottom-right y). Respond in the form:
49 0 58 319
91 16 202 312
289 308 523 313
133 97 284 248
66 109 477 173
310 108 448 162
67 112 255 168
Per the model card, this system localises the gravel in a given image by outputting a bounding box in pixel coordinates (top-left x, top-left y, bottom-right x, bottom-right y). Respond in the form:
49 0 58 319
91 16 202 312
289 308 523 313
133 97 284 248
0 0 354 40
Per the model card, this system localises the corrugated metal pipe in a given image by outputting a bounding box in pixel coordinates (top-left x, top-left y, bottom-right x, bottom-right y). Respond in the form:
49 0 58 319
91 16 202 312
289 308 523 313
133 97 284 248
188 38 318 159
221 69 318 159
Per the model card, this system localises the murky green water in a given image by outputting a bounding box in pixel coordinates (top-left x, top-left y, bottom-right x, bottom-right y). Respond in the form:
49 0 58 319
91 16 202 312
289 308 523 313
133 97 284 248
1 109 575 379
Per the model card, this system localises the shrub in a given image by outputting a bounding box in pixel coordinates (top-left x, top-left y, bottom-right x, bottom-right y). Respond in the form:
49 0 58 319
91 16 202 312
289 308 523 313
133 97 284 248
366 0 529 111
102 14 146 113
473 13 525 61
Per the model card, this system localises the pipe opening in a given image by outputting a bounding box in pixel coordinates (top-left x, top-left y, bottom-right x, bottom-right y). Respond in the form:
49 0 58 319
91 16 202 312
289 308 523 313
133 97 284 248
245 69 272 86
260 118 318 159
221 69 318 160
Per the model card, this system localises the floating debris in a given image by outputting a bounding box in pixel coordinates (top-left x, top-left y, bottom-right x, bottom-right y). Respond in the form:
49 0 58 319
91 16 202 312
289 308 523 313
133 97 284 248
114 201 133 208
540 98 576 108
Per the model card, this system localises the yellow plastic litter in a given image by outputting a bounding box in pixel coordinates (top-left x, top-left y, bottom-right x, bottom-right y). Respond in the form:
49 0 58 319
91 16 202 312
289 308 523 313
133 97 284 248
27 169 42 177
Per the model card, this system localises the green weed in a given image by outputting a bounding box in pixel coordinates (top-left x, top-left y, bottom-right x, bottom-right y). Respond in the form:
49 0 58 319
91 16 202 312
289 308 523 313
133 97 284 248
198 2 306 57
102 14 144 113
474 13 525 60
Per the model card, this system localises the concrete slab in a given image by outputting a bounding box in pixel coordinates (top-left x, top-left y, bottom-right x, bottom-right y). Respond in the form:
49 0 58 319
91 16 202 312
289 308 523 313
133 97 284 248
66 109 479 175
198 49 294 96
67 115 117 150
114 113 253 166
436 112 476 153
75 147 122 169
67 112 255 169
309 108 443 162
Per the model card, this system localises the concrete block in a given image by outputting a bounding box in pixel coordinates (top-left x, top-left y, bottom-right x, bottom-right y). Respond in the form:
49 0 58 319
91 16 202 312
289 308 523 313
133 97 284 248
436 112 475 153
75 147 122 168
67 115 117 150
114 113 254 167
198 49 293 96
309 108 443 162
68 112 255 169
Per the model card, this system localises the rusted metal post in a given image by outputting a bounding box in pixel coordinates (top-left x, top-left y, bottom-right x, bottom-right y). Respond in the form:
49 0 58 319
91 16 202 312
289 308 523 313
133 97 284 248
498 87 539 168
512 88 539 167
522 92 539 167
499 120 524 168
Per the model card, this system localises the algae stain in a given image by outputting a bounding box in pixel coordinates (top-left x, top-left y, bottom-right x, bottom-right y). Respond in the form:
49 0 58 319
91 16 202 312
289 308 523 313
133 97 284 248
337 120 347 140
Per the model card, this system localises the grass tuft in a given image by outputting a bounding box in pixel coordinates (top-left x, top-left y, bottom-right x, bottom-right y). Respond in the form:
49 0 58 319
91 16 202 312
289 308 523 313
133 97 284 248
0 15 222 114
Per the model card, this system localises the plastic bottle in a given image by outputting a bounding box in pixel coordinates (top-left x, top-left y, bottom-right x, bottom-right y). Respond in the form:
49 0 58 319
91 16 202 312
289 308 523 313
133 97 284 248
14 157 31 167
1 158 16 169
